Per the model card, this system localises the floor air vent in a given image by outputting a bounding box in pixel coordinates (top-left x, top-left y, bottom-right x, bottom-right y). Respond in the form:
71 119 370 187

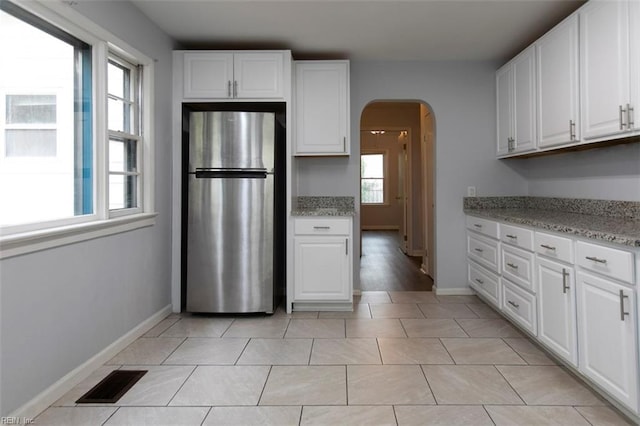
76 370 147 403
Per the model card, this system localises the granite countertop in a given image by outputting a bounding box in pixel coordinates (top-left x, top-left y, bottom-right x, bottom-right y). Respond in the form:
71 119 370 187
464 197 640 248
291 196 356 217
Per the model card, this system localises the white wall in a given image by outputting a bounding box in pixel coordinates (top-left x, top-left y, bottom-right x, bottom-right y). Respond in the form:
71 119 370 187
0 1 174 416
518 142 640 201
297 60 529 291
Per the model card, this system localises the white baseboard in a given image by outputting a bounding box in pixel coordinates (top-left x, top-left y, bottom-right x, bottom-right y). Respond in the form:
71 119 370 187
361 225 400 230
432 285 476 296
10 304 173 420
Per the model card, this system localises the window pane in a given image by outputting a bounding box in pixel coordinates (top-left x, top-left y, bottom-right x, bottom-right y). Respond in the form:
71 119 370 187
107 62 126 99
361 154 384 178
5 129 56 156
109 139 137 172
6 94 56 123
362 178 384 204
0 5 93 227
108 97 126 132
109 174 137 210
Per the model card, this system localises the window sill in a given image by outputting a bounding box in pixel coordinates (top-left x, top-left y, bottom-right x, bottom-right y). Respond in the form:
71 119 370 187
0 212 157 260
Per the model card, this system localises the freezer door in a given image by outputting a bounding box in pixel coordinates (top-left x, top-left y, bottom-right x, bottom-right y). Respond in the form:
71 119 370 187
189 111 275 171
186 173 274 313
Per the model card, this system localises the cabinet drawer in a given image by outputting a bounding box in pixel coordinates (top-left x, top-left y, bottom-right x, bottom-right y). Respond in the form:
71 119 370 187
501 244 536 292
468 261 501 308
535 231 574 264
576 241 635 284
467 232 500 272
500 223 534 251
294 218 351 235
466 216 499 239
502 279 537 336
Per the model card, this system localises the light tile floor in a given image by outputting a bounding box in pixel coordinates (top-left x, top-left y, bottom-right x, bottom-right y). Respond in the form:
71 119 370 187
35 292 633 425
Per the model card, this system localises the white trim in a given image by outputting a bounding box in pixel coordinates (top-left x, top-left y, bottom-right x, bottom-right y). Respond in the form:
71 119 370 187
8 304 172 420
0 212 156 259
433 285 477 296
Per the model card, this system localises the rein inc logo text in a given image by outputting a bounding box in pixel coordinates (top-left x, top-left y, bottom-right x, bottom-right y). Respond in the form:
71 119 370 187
1 418 34 425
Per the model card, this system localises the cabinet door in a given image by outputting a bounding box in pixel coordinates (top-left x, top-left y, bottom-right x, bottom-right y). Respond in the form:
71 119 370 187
580 0 631 140
537 258 577 366
234 53 284 99
496 64 512 156
537 15 580 148
295 62 349 155
512 47 537 153
576 271 638 412
294 236 350 301
183 52 234 99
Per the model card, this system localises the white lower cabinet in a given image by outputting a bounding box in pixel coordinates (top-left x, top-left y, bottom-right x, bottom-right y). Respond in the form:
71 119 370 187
468 260 501 308
502 278 537 335
576 271 639 413
537 257 578 366
293 217 352 303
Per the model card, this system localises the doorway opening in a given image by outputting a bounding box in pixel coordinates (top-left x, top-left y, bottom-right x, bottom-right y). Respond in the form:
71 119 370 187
359 101 435 292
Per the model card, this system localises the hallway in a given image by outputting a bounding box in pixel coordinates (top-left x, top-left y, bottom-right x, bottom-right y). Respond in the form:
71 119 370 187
360 230 433 292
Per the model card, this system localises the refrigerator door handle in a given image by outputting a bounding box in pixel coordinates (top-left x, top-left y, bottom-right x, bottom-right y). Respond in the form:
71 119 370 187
194 169 269 179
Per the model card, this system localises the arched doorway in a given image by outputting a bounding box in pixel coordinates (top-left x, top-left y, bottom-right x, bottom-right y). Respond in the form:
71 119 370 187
359 100 436 291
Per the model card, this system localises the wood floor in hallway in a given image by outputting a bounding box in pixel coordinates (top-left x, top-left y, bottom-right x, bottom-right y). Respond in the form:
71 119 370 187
360 230 433 292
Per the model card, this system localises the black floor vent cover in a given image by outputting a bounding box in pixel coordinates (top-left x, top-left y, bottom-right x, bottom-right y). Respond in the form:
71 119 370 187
76 370 147 404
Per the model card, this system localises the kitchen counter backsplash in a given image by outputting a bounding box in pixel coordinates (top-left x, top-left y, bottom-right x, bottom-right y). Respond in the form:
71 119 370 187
464 196 640 247
292 196 356 216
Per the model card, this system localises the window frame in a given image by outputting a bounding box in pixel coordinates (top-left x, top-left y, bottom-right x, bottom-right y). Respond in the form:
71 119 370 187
0 0 156 259
360 150 389 206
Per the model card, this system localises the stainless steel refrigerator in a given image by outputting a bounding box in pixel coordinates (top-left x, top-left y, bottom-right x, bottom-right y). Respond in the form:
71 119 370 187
183 104 285 313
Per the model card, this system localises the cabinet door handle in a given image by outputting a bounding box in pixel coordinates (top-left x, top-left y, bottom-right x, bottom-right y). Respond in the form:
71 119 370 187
585 256 607 264
540 244 556 251
313 226 330 230
473 224 483 228
562 268 570 294
508 300 520 309
227 80 232 98
628 104 634 129
506 234 518 239
233 80 238 98
475 278 484 285
620 105 627 130
474 248 484 253
569 120 576 140
345 238 349 255
507 262 519 269
343 137 346 152
620 290 629 321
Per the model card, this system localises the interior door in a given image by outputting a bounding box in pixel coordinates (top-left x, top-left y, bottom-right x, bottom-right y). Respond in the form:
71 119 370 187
397 136 408 253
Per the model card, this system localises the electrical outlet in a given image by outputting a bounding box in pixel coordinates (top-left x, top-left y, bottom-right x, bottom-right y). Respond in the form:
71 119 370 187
467 186 476 197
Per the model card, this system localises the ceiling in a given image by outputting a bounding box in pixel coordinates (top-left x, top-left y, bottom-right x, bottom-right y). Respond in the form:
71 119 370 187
131 0 585 63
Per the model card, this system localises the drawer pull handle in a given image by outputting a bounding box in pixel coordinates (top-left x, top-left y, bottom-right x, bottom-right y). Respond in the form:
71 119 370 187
473 224 483 228
475 278 484 285
313 226 331 230
507 262 519 269
508 300 520 309
620 290 629 321
562 268 570 294
474 248 484 253
585 256 607 264
506 234 518 239
540 244 556 251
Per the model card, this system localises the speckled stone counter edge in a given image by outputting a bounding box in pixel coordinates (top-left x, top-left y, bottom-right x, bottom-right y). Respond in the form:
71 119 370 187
464 196 640 220
291 196 356 216
464 196 640 247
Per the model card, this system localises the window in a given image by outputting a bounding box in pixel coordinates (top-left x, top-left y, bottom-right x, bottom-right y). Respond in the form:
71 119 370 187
108 56 141 211
0 0 155 258
361 153 385 204
0 1 92 227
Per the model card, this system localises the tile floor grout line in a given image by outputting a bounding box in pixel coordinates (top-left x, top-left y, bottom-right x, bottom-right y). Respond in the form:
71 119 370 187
164 364 198 407
437 337 458 365
219 317 236 338
481 404 499 426
492 364 528 406
99 406 120 426
418 364 438 406
199 406 213 426
234 337 252 365
159 336 188 365
255 365 273 407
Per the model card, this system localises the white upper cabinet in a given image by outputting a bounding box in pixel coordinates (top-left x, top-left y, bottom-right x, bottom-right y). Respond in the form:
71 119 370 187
537 15 580 148
182 51 286 100
580 0 636 140
496 46 537 156
294 61 350 156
